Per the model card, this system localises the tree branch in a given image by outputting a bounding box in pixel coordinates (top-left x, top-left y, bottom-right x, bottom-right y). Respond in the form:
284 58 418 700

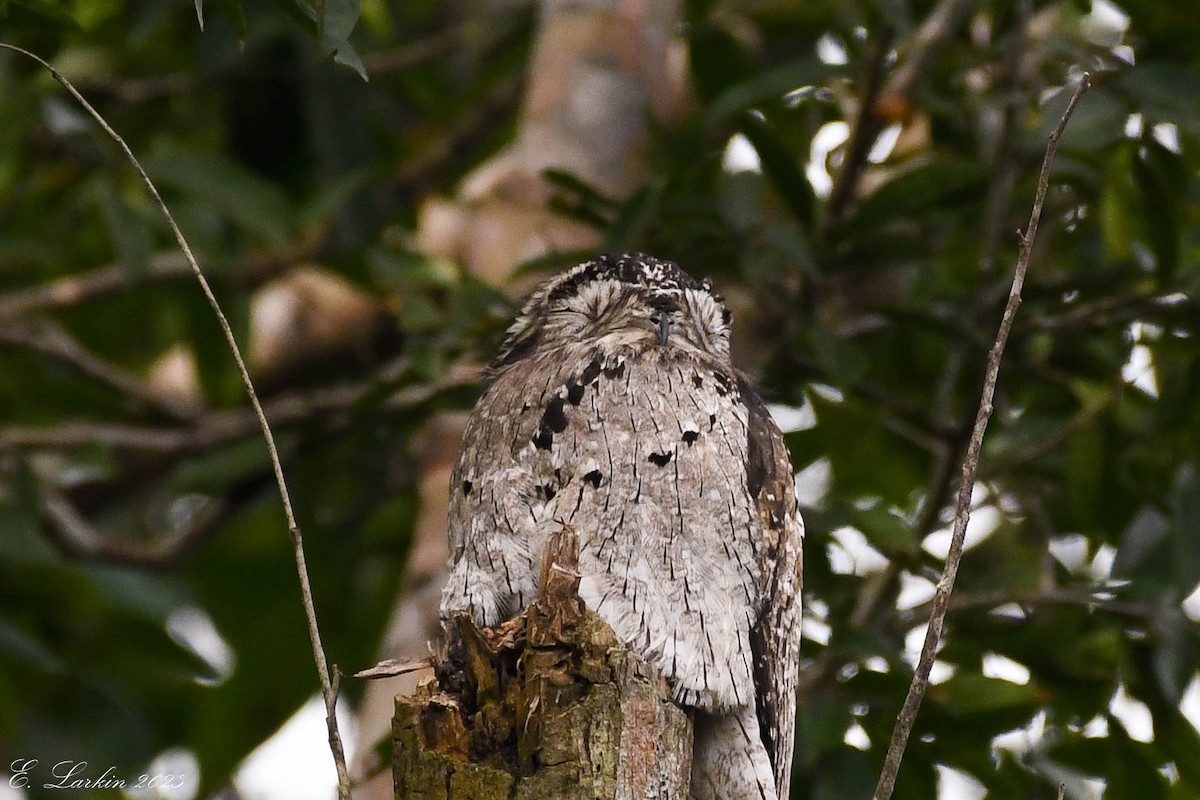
870 72 1090 800
0 42 354 799
0 317 199 420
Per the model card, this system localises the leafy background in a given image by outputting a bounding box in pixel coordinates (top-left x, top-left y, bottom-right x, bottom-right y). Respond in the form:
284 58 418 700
1 0 1199 799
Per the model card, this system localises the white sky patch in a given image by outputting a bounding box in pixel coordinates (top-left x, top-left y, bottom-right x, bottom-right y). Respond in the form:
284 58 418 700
802 615 832 646
868 122 902 164
903 625 954 684
1118 112 1137 138
1049 533 1090 573
808 382 845 404
1122 322 1159 397
1181 673 1200 734
989 602 1028 620
936 765 986 800
1081 713 1110 738
126 748 200 800
769 399 816 433
896 570 936 611
863 656 890 673
816 33 849 65
992 709 1047 757
806 121 850 198
828 526 890 575
982 652 1031 685
1152 122 1181 153
166 606 236 686
844 721 872 751
1109 684 1155 743
1183 583 1200 622
794 457 831 508
1088 543 1117 582
722 132 762 174
802 598 832 645
923 504 1002 560
236 695 356 800
0 777 27 800
1086 0 1131 38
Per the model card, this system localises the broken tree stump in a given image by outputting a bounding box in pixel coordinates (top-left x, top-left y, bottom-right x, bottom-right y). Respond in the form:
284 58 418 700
392 526 693 799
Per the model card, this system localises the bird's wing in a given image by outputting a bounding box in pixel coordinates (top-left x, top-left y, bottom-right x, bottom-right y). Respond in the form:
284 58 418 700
739 377 804 800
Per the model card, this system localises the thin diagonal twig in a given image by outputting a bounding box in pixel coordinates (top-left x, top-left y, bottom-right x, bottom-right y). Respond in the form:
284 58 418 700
871 72 1091 800
0 42 353 799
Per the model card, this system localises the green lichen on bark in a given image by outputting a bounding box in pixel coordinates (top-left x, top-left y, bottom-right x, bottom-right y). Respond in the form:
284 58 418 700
393 527 692 800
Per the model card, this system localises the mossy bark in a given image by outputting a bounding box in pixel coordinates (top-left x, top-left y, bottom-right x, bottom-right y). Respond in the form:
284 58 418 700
392 528 692 800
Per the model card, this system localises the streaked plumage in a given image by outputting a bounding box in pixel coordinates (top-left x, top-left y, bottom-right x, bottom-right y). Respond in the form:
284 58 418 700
441 252 803 799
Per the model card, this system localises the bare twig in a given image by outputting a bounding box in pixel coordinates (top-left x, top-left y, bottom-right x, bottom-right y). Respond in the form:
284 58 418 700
0 43 353 799
0 242 316 319
894 586 1153 629
824 0 980 231
0 317 198 420
884 0 980 102
354 657 433 680
0 254 192 317
0 357 470 455
825 28 895 228
39 483 232 569
1057 783 1066 800
870 73 1090 800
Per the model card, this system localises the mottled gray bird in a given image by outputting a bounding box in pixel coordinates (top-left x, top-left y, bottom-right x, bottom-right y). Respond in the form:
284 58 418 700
441 253 803 799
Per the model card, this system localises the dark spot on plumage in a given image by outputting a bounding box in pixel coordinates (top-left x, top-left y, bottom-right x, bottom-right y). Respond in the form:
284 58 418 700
565 378 585 405
682 430 700 446
579 357 603 386
603 361 625 380
541 395 569 433
648 451 673 466
532 429 553 450
721 307 733 326
737 375 790 528
691 374 703 388
648 293 681 314
492 330 540 370
709 414 717 430
521 401 531 414
546 252 705 304
554 468 563 482
583 469 603 488
536 484 557 501
713 371 734 397
461 480 473 496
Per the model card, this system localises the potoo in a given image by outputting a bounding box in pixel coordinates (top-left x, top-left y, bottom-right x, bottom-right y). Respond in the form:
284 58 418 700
440 253 803 800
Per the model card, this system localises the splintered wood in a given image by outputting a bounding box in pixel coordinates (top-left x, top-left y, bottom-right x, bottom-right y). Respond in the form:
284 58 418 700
393 525 692 800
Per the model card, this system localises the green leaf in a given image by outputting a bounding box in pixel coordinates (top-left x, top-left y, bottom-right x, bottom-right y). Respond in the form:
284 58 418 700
96 178 152 278
1167 463 1200 588
143 152 293 245
320 0 362 51
1117 62 1200 138
603 183 664 253
334 41 368 81
216 0 247 40
737 112 817 227
851 502 918 557
0 618 64 672
843 157 989 234
933 673 1042 715
706 59 839 123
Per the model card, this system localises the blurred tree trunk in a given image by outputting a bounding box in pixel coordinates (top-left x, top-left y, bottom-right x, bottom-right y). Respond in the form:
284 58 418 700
352 2 687 797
